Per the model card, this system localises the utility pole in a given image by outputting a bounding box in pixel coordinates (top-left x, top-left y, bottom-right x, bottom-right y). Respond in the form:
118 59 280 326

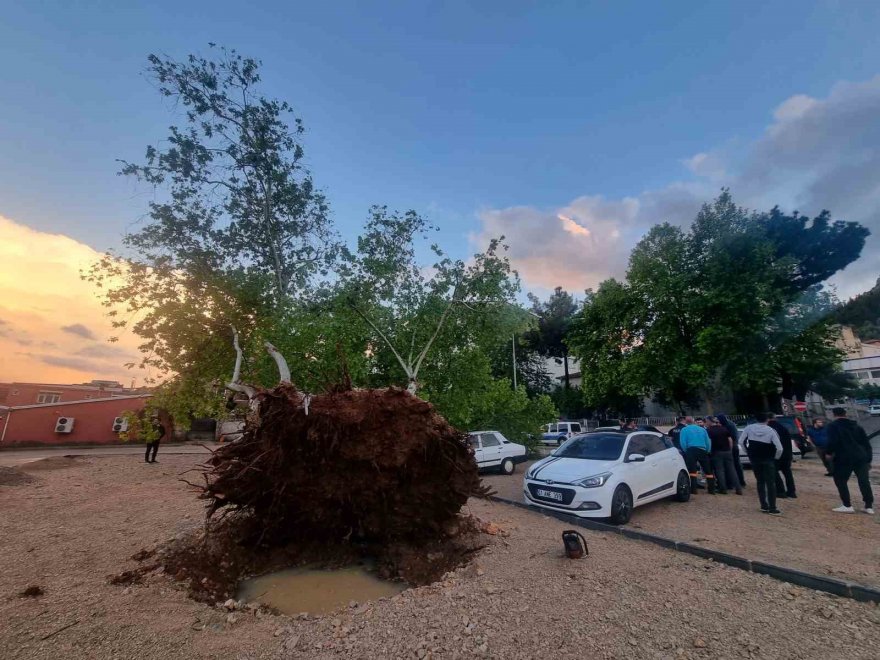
512 334 517 390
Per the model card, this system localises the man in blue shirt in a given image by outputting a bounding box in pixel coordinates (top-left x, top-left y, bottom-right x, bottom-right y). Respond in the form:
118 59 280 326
679 416 716 494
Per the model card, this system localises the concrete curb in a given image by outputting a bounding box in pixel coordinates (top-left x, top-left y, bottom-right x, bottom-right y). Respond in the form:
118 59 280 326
489 495 880 604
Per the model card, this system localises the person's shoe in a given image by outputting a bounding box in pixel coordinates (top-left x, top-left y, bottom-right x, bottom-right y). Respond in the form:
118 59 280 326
832 505 855 514
718 490 728 495
760 506 769 513
144 460 150 463
864 507 875 515
735 489 743 495
777 493 788 499
787 493 797 499
824 473 834 477
150 460 158 464
767 509 782 516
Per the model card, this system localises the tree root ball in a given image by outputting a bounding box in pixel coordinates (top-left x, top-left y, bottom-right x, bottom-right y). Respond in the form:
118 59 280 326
200 385 489 545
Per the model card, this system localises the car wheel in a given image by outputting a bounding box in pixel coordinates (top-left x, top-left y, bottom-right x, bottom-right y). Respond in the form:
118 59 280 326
609 485 633 525
500 458 515 475
674 470 691 502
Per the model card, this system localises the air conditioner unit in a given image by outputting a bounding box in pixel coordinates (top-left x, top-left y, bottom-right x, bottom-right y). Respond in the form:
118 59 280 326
112 416 129 433
55 417 75 433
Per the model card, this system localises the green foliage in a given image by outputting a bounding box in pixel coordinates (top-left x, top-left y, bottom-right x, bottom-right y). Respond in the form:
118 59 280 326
568 190 868 413
833 278 880 341
567 279 645 416
524 287 578 388
548 385 592 420
119 403 161 443
856 383 880 402
422 358 556 450
340 206 522 392
87 48 550 435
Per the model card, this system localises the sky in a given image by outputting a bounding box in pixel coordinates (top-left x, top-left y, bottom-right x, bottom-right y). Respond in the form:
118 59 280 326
2 1 880 383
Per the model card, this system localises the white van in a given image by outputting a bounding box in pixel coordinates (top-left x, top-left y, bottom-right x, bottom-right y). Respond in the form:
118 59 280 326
542 421 583 445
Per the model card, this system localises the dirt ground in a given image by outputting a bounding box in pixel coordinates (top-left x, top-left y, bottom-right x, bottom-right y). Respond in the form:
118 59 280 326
484 455 880 587
1 454 879 659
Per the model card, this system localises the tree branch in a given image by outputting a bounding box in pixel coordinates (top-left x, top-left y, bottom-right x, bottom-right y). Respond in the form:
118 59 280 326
226 326 256 398
349 303 414 381
265 341 291 383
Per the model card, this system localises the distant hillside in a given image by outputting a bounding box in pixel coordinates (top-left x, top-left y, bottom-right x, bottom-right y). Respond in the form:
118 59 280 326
834 278 880 341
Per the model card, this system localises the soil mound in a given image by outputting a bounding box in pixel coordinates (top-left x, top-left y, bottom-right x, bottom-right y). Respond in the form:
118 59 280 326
0 466 36 486
199 385 489 545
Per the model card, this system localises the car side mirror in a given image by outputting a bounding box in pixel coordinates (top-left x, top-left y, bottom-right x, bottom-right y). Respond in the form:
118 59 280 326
627 453 646 463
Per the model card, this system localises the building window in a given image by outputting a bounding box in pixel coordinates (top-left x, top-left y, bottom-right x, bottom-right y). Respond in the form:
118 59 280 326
855 371 870 380
37 392 62 404
871 370 880 379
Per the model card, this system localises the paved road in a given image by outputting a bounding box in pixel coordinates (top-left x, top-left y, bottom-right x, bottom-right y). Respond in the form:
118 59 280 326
0 443 217 467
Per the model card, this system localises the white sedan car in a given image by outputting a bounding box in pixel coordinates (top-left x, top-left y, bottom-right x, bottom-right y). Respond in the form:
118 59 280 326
468 431 528 475
524 431 690 524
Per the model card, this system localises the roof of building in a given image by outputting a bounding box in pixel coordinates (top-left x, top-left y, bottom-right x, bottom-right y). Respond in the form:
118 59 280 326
0 394 151 411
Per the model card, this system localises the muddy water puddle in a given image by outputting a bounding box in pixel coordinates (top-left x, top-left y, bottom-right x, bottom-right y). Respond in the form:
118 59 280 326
236 566 406 615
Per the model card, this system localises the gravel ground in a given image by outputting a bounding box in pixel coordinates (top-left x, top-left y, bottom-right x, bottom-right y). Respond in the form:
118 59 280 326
484 455 880 587
1 454 879 659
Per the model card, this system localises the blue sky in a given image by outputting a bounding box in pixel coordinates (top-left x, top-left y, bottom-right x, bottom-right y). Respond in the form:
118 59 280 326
2 1 880 299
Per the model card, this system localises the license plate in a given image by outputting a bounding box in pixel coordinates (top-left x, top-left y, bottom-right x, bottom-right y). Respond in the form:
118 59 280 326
536 488 563 501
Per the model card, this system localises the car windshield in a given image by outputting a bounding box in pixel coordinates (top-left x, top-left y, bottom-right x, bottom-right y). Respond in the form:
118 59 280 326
553 433 625 460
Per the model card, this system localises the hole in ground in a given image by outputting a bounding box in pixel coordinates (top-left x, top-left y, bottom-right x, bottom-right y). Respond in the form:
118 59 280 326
111 512 489 610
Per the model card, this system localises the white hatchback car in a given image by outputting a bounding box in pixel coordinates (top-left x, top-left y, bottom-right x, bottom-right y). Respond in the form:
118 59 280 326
870 404 880 417
468 431 528 475
523 431 690 524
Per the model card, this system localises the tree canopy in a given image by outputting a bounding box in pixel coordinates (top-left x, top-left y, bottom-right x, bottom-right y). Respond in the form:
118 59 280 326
568 190 868 414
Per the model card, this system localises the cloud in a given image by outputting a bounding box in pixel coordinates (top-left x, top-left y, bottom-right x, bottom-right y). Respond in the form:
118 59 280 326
474 75 880 300
24 353 110 373
0 215 144 383
61 323 97 340
74 343 133 360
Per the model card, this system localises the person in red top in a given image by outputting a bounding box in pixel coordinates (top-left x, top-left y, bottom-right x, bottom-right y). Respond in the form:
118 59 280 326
707 416 741 495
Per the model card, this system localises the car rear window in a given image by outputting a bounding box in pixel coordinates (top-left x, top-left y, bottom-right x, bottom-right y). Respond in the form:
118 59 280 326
553 433 625 460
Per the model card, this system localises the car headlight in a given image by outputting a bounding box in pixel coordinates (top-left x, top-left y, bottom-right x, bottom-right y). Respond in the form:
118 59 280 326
572 472 612 488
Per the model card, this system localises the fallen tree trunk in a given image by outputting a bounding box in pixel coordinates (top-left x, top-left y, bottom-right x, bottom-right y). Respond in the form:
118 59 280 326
200 383 488 545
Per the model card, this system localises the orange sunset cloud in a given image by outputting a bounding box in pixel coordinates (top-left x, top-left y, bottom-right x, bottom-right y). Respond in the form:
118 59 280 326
0 215 145 385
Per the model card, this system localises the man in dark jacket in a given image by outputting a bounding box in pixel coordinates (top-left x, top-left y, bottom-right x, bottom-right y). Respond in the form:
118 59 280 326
669 417 686 450
707 416 741 494
718 413 746 487
145 418 166 464
826 407 874 514
768 413 796 498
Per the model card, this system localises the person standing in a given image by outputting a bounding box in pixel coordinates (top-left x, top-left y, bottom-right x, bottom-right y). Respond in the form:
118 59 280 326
707 416 741 495
717 413 746 487
807 417 832 476
145 417 166 464
679 416 715 494
741 413 783 515
669 416 686 450
768 413 796 498
826 407 874 514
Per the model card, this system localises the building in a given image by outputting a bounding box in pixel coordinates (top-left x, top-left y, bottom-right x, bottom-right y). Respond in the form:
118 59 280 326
837 326 880 388
0 380 151 447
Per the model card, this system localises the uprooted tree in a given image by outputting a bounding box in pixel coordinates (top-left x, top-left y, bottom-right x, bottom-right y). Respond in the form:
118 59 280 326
199 332 488 546
87 47 555 553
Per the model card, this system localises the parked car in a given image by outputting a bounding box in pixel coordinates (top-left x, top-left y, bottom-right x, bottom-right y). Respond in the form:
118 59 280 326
737 426 802 466
541 421 583 445
869 404 880 417
468 431 528 475
523 431 690 524
592 424 667 436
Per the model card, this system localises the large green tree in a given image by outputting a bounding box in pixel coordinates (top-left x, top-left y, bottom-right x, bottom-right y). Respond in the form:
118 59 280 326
524 287 579 389
568 191 869 414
